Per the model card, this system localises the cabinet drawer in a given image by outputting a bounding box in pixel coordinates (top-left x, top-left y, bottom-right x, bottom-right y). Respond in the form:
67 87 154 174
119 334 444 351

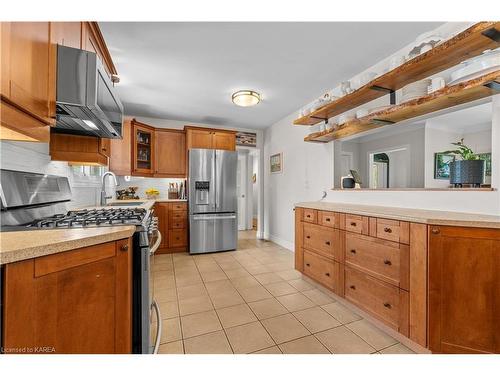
345 214 368 234
168 229 187 248
302 209 317 223
170 202 187 211
169 210 187 221
170 218 187 229
318 211 339 228
303 250 343 294
345 233 403 288
375 218 409 244
303 222 343 261
345 267 408 334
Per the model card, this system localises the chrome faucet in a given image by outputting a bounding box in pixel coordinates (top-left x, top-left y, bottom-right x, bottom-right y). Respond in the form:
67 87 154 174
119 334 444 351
100 171 119 206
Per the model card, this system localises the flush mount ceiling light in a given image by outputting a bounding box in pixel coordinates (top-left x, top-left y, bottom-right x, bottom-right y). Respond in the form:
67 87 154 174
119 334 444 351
232 90 261 107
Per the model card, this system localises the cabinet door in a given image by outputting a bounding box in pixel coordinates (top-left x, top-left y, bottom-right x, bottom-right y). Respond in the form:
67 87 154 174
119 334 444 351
2 239 132 354
3 22 52 123
186 128 213 149
50 132 108 165
99 138 111 157
155 203 169 249
429 226 500 354
109 118 132 175
133 123 155 176
213 131 236 151
155 130 186 177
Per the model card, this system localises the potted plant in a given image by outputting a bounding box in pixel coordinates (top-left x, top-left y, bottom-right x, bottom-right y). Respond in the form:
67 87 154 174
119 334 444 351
442 138 485 187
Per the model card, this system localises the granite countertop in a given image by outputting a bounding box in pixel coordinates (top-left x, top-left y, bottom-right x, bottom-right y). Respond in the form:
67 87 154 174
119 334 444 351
0 226 136 265
295 201 500 229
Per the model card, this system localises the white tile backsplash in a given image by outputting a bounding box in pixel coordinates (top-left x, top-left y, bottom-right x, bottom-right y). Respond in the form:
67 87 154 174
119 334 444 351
115 176 186 199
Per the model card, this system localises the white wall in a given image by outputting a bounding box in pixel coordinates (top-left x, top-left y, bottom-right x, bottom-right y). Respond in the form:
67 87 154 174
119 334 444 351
263 111 334 249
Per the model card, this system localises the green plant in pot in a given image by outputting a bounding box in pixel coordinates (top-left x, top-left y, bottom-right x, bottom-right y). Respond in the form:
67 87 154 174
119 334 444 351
442 138 485 188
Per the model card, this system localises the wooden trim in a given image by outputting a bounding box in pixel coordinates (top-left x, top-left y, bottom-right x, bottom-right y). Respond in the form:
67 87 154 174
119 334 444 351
85 22 117 75
34 242 115 277
409 223 428 347
295 207 304 272
132 118 156 131
399 289 410 337
114 238 132 353
368 217 377 237
2 259 36 352
400 222 410 244
0 100 51 142
296 22 500 126
184 125 237 134
399 244 410 291
50 150 108 165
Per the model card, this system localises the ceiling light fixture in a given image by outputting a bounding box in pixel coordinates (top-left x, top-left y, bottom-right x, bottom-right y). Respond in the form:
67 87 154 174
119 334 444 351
232 90 261 107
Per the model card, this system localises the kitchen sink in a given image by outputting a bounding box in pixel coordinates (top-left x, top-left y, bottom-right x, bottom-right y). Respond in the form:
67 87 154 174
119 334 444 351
107 201 144 206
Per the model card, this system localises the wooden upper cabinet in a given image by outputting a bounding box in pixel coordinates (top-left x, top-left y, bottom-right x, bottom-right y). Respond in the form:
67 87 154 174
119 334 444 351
428 225 500 354
155 129 186 177
186 128 214 149
81 22 117 77
213 131 236 151
185 126 236 151
50 132 109 165
132 120 155 176
110 118 132 175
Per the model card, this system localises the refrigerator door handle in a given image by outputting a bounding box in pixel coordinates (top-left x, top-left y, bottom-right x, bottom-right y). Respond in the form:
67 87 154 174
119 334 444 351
192 215 237 221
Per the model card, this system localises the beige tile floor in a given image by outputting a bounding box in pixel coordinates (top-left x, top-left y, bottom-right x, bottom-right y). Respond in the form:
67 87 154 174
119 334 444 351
153 231 415 354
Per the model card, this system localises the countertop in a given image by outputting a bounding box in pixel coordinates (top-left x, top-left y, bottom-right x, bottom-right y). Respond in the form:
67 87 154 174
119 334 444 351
0 225 136 265
295 201 500 229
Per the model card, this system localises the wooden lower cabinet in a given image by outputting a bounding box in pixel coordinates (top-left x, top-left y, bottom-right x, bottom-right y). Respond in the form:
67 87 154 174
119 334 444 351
2 238 132 354
345 266 409 335
303 250 343 295
428 225 500 354
156 202 188 254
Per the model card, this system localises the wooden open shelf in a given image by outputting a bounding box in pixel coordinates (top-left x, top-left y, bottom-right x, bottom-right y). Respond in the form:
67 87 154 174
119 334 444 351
305 70 500 143
295 22 500 126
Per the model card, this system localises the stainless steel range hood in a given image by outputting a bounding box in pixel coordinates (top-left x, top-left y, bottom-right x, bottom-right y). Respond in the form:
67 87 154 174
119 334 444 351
55 45 123 139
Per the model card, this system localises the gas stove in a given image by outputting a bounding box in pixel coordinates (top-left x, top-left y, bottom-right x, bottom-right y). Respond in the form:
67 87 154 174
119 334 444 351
26 208 148 229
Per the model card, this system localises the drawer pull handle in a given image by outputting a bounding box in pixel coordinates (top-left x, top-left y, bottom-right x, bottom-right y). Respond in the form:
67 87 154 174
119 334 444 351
325 241 331 245
120 244 129 252
306 235 311 239
383 302 392 309
384 260 392 266
431 228 440 235
306 263 310 267
349 285 356 290
325 272 330 277
326 218 331 222
350 222 357 226
307 215 311 218
384 227 392 233
350 249 356 254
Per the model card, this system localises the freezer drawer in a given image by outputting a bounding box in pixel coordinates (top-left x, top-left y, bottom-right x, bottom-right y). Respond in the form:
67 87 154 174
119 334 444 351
189 213 237 254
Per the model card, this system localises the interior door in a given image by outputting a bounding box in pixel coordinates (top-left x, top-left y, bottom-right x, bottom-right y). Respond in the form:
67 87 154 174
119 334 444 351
237 153 246 230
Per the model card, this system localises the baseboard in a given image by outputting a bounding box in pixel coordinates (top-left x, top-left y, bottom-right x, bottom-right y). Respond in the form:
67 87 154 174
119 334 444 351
268 234 294 252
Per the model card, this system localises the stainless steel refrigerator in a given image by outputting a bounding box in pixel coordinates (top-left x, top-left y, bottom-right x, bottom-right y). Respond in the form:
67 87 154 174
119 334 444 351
188 148 237 254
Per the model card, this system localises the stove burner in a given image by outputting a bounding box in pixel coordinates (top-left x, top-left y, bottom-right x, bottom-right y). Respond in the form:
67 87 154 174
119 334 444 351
27 208 148 229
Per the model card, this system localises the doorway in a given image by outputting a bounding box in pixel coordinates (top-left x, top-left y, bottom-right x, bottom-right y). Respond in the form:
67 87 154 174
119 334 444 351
236 148 260 240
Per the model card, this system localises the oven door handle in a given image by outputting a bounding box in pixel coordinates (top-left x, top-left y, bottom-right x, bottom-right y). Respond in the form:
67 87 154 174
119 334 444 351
151 299 162 354
149 229 162 255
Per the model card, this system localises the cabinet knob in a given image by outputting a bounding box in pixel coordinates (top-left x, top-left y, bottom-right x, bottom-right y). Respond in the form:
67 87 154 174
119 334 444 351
383 302 392 309
306 235 311 239
384 260 392 266
102 148 107 152
326 218 331 222
306 215 311 218
325 272 330 277
350 285 356 290
350 249 356 254
325 241 331 245
306 263 310 267
384 227 392 233
350 222 357 226
120 244 129 252
431 228 440 235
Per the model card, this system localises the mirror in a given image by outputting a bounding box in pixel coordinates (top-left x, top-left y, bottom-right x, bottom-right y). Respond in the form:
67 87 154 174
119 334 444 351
334 101 493 189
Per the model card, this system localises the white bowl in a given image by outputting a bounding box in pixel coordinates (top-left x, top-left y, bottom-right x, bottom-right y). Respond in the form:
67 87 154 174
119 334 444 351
450 48 500 84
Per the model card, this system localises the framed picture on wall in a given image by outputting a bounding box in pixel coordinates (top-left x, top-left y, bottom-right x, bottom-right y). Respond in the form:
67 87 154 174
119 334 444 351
434 153 455 180
270 153 283 174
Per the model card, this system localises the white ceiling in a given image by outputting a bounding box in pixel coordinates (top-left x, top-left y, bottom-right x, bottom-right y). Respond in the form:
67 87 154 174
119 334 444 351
99 22 442 129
